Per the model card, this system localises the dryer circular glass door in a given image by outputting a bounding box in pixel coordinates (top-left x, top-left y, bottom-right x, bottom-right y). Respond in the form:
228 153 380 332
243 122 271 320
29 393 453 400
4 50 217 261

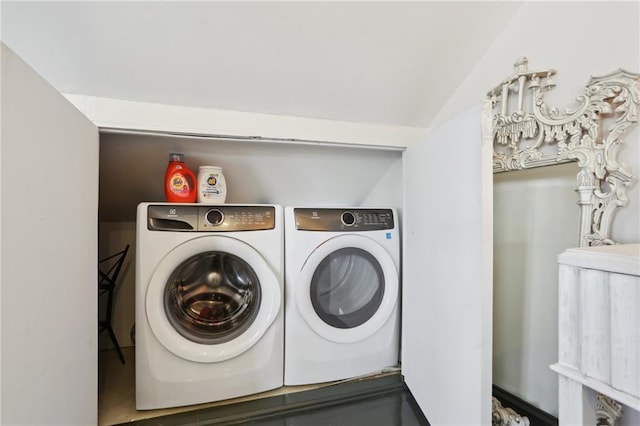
296 234 398 343
146 235 281 363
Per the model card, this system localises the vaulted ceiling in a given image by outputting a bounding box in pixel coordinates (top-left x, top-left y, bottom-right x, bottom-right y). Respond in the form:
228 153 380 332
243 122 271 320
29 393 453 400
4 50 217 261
1 1 523 129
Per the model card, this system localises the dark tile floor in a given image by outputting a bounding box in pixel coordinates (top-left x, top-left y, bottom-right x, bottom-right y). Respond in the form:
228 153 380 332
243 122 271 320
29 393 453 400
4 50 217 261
117 374 430 426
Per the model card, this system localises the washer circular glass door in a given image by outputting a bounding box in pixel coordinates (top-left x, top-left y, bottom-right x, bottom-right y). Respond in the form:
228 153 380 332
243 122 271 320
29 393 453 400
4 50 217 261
296 234 398 343
146 235 281 363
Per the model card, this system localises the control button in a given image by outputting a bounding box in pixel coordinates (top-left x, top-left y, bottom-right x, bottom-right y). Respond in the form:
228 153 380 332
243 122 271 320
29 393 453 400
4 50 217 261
341 211 356 226
205 209 224 226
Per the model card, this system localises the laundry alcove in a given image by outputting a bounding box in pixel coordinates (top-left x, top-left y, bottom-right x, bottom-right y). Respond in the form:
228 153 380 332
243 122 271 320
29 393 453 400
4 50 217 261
97 129 405 423
97 132 404 354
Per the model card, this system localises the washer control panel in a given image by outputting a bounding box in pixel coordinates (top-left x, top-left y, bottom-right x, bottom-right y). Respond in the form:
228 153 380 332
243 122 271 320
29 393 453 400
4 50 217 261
294 208 394 231
147 205 275 231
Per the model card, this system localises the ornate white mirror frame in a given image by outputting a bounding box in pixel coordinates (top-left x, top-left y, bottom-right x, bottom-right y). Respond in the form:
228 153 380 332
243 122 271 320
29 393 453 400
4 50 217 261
487 59 640 426
487 57 640 247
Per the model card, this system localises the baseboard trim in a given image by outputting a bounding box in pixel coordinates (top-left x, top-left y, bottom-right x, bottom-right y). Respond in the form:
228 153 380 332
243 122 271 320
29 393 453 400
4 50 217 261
493 385 558 426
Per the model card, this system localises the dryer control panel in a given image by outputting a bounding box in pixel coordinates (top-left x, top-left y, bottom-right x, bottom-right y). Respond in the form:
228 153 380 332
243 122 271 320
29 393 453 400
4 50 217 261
294 208 394 231
147 205 276 231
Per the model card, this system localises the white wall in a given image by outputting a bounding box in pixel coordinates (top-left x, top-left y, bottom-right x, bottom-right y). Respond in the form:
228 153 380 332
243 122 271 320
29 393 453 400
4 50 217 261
435 1 640 417
98 132 403 350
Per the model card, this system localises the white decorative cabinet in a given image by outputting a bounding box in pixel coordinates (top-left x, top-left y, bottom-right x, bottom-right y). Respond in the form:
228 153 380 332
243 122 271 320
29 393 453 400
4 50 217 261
551 244 640 425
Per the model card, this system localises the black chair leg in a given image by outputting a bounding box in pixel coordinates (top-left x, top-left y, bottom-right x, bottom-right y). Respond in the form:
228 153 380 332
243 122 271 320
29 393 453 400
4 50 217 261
99 244 130 366
106 324 126 364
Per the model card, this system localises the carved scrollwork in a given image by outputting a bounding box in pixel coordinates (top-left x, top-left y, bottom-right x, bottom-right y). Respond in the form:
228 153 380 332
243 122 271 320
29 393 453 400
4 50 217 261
488 58 639 246
596 393 622 426
491 396 530 426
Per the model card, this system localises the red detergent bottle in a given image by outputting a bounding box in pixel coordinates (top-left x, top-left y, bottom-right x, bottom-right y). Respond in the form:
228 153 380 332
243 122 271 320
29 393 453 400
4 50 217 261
164 153 197 203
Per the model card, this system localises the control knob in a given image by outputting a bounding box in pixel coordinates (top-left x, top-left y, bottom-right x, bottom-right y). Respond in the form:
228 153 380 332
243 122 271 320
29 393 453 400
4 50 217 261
341 211 356 226
205 209 224 226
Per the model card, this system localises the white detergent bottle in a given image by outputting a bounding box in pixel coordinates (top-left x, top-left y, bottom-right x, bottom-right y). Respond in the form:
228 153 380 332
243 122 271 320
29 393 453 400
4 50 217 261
197 166 227 204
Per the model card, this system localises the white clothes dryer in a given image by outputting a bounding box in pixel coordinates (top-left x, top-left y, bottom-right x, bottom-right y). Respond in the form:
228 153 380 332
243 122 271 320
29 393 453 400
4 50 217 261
284 207 400 385
135 203 283 410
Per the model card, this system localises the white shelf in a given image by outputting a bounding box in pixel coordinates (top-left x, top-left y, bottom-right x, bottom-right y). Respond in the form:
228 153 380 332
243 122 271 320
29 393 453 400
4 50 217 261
558 244 640 276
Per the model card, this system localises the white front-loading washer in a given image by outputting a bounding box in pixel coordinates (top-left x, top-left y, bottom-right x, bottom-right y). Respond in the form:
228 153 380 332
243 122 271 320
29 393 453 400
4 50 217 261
284 207 400 385
135 203 283 410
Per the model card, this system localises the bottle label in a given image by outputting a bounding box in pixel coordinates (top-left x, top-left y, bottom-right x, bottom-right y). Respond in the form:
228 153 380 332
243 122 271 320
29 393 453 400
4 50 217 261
170 172 191 196
201 172 224 199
